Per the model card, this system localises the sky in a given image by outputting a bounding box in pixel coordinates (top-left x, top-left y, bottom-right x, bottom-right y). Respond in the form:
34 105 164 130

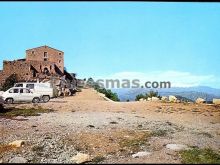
0 2 220 88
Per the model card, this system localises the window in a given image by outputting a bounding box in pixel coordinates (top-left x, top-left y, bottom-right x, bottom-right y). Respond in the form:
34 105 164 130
26 84 34 89
15 84 23 87
59 60 61 63
44 58 48 61
9 89 14 93
44 52 48 57
32 51 34 54
20 89 23 93
59 52 62 55
14 89 19 93
25 89 31 93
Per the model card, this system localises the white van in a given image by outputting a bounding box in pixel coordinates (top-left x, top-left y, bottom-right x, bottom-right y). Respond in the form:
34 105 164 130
14 82 53 102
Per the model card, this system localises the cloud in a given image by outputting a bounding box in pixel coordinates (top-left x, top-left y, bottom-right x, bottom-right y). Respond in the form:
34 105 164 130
94 70 217 88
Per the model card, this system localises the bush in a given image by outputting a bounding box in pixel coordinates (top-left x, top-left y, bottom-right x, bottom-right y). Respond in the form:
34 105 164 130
146 90 159 98
135 90 161 101
135 94 146 101
94 84 120 102
1 74 18 91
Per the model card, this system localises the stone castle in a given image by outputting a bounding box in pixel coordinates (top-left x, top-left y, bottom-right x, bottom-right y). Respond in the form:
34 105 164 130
0 45 75 88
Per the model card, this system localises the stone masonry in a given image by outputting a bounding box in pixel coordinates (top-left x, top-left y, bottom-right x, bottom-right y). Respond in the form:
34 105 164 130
0 45 65 87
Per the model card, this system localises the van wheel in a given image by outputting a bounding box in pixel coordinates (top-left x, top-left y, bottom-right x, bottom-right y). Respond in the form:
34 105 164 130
32 97 40 103
42 96 50 103
6 98 13 104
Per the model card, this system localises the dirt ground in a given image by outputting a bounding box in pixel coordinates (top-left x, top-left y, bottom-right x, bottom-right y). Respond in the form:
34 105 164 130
0 88 220 163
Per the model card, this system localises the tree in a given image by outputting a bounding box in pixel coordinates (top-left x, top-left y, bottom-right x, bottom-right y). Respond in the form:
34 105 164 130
135 94 146 101
146 90 159 98
86 77 95 87
1 74 18 91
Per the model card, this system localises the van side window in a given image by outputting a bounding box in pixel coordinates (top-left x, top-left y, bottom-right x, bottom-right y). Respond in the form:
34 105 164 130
20 89 23 93
14 89 19 93
15 84 23 87
9 89 14 93
25 89 31 93
26 84 34 89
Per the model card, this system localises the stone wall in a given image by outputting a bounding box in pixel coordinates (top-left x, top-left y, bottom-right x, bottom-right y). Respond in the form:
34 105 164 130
26 46 64 73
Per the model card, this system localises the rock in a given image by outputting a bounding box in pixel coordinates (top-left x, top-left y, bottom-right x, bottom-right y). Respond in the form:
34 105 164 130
70 153 91 164
166 144 188 151
139 98 146 101
132 151 151 158
213 99 220 105
9 157 27 163
147 98 152 101
196 98 206 104
87 125 95 128
169 96 177 103
9 140 25 148
151 97 160 101
161 96 168 101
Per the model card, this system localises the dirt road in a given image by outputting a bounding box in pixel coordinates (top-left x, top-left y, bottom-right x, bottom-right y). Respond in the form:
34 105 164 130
1 88 220 163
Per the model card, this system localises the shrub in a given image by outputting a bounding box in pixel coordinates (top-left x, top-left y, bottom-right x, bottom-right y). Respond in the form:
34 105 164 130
1 74 18 91
135 94 146 101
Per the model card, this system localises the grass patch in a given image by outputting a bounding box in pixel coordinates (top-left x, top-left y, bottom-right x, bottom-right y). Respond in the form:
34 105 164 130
198 132 213 138
180 148 220 164
151 129 168 137
0 107 54 117
92 155 105 163
119 131 150 153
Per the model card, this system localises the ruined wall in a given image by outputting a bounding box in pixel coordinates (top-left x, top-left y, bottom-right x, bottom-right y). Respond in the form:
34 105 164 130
0 60 62 86
26 46 64 73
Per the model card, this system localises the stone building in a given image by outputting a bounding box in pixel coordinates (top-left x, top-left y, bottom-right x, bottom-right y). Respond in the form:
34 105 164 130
0 45 75 89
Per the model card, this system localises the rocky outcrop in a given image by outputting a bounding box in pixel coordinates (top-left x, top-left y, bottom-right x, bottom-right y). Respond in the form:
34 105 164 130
196 98 205 104
169 95 177 102
9 140 25 148
213 99 220 105
70 153 91 164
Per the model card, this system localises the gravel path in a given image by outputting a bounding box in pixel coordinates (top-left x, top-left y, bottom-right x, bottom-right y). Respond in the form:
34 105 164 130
1 88 220 163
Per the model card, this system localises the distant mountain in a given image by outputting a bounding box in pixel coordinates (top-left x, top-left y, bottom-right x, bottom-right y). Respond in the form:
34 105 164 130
111 86 220 102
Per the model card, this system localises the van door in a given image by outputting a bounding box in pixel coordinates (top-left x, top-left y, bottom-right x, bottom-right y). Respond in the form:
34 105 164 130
12 88 21 102
19 88 33 102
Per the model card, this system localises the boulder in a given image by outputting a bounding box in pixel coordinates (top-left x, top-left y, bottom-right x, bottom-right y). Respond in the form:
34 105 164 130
9 140 25 148
70 153 91 164
132 151 151 158
166 144 188 151
213 99 220 105
161 96 168 101
9 157 27 163
151 97 160 101
139 98 144 101
196 98 205 104
169 95 177 102
147 97 152 101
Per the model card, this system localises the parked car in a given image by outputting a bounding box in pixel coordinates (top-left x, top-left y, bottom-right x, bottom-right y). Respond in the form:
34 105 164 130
2 87 42 104
14 82 53 102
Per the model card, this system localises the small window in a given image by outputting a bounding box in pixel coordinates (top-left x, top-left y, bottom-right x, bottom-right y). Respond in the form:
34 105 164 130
20 89 24 93
44 58 48 61
44 52 48 57
59 52 62 55
9 89 14 93
25 89 30 93
59 60 61 63
26 84 34 89
14 89 19 93
15 84 23 87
